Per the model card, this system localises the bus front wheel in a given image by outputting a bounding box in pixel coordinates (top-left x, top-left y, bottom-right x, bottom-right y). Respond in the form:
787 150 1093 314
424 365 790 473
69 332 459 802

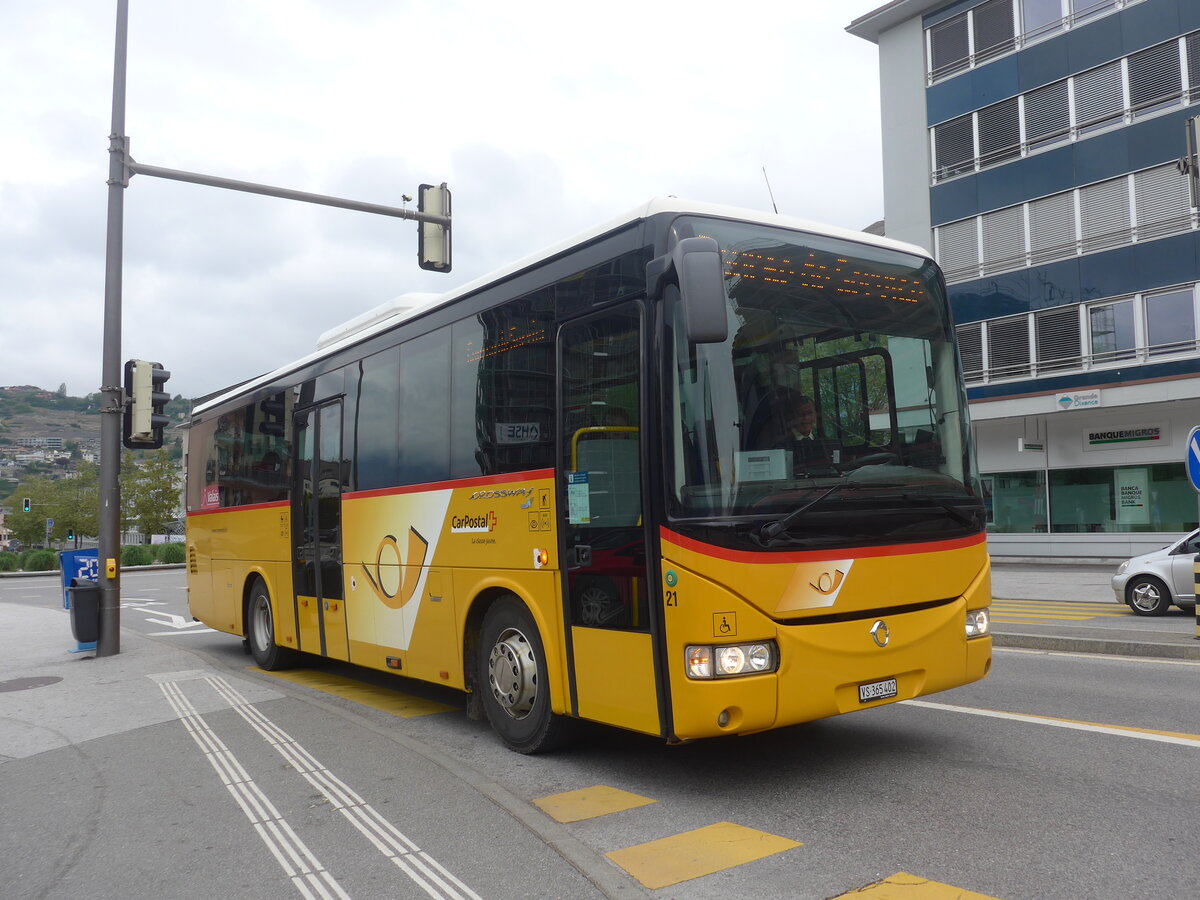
478 595 572 754
247 578 298 670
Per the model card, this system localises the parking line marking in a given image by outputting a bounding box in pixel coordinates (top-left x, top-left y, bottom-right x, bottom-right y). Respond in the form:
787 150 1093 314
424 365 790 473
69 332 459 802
829 871 999 899
904 700 1200 747
605 822 800 889
252 667 454 718
534 785 655 823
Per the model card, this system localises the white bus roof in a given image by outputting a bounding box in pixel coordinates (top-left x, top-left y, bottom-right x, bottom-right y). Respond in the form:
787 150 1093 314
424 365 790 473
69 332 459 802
193 197 930 417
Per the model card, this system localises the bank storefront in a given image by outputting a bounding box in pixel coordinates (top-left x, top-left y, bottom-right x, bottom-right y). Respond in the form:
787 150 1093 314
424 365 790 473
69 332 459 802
972 385 1200 558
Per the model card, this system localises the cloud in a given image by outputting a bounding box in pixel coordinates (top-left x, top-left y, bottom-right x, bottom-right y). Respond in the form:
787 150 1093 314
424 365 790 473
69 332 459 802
1 1 888 399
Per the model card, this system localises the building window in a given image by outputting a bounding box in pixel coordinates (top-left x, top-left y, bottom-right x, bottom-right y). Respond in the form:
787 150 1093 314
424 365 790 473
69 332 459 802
1144 288 1196 356
978 97 1021 167
957 322 984 380
1020 0 1064 41
929 13 970 81
1049 464 1196 533
1088 300 1136 363
1035 305 1081 371
929 28 1189 182
933 115 975 180
974 0 1017 64
986 469 1047 533
986 315 1032 378
937 163 1191 284
1128 40 1182 117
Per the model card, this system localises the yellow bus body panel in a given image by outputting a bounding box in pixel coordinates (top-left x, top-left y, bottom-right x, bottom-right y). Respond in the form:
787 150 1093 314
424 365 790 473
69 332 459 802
571 627 660 735
661 533 991 741
187 504 294 643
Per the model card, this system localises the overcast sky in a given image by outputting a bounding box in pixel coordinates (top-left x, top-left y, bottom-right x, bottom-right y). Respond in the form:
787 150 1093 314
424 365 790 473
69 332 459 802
2 1 888 400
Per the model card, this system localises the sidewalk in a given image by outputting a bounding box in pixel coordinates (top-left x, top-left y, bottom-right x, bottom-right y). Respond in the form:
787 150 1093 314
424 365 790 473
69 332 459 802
990 558 1200 660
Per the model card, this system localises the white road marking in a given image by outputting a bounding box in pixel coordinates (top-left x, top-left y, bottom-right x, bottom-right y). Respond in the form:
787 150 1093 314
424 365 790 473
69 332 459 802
993 646 1200 667
158 679 351 900
147 628 217 636
903 699 1200 747
207 675 482 900
157 673 481 900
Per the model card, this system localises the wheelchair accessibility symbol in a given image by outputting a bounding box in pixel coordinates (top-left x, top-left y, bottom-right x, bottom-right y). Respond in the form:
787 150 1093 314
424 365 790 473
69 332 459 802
713 612 737 638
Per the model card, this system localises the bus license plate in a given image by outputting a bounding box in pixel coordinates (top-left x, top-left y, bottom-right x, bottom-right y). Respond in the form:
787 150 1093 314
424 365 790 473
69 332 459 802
858 678 898 703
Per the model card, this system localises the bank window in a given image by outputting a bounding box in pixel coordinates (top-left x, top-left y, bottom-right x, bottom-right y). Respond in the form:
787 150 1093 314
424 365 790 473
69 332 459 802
986 469 1047 533
1049 464 1197 533
1145 289 1196 356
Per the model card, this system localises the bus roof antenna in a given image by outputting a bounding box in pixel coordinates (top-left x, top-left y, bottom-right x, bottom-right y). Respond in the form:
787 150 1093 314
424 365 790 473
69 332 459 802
762 166 779 214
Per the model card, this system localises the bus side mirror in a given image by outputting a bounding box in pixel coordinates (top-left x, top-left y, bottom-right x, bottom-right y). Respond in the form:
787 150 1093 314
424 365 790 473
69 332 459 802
647 237 728 344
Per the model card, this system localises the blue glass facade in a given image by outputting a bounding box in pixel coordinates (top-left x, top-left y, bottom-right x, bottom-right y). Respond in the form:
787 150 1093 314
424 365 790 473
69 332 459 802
930 0 1200 399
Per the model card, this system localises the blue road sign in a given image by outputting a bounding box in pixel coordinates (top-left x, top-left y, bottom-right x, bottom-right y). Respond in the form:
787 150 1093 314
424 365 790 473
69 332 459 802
1186 426 1200 493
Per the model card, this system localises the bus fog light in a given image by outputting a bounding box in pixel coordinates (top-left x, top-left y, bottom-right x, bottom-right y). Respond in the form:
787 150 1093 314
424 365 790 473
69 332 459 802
965 608 990 637
686 645 712 679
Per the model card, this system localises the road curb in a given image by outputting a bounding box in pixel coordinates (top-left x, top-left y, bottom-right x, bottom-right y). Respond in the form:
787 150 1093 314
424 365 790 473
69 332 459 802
994 631 1200 660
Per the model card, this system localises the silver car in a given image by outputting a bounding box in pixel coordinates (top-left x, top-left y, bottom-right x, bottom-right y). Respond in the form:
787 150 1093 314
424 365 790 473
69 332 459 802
1111 529 1200 616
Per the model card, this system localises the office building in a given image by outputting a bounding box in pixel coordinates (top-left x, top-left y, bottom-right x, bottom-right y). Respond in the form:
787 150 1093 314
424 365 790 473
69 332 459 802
849 0 1200 556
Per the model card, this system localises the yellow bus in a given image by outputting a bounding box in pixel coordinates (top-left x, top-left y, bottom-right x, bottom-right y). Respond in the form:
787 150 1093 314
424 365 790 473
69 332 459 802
185 198 992 753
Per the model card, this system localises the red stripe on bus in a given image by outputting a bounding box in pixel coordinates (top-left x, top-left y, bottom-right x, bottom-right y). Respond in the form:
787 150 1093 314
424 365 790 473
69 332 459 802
343 468 555 500
659 527 985 564
187 500 290 517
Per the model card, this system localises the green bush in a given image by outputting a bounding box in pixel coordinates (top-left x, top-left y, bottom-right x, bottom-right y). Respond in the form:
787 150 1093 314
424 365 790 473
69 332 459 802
22 549 57 572
121 545 154 567
0 552 17 572
157 542 186 564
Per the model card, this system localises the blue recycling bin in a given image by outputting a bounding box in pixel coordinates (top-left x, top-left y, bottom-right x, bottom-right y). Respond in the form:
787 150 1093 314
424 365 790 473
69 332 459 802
59 549 99 653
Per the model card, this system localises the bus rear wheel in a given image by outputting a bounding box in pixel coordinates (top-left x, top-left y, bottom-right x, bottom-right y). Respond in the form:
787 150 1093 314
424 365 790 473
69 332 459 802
478 595 572 754
247 578 298 670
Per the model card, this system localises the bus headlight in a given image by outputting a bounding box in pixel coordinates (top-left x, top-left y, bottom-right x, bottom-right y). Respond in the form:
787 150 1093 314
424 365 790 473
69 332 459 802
686 641 778 679
965 608 990 638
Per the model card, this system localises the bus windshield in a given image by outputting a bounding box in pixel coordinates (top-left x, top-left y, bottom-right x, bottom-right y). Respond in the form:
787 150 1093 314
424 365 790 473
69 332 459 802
665 216 982 545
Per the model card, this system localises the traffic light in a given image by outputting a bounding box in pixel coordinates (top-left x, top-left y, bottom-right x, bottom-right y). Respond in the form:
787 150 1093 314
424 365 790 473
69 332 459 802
417 182 452 273
22 497 31 512
67 527 74 542
123 359 172 449
258 392 287 437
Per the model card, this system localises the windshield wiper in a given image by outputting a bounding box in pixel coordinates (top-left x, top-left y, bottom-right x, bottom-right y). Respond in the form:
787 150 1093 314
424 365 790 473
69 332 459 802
759 482 846 541
899 493 981 529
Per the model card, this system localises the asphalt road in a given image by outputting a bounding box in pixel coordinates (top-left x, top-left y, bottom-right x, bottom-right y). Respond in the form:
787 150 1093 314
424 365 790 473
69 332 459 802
2 568 1198 899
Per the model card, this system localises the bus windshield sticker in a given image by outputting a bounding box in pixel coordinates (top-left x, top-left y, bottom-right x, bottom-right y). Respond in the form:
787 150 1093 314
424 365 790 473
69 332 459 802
734 449 788 482
566 471 590 524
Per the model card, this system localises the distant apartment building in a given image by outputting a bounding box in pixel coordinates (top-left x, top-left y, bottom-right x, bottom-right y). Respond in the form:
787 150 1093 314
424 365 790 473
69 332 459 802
17 437 64 449
849 0 1200 556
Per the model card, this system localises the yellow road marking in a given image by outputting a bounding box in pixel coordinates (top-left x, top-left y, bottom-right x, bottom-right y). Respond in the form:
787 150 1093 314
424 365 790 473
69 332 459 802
606 822 800 889
251 667 454 718
830 871 1000 898
534 785 655 823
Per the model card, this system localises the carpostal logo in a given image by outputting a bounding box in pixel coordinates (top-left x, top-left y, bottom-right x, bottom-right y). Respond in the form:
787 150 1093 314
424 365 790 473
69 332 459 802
451 510 497 533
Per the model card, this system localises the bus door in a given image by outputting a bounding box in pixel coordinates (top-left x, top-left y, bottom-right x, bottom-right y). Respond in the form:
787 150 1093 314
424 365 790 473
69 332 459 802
292 401 349 661
558 304 662 736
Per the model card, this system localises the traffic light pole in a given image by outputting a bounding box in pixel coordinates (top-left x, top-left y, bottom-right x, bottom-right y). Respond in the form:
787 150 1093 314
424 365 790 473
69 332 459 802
98 0 130 656
98 2 451 656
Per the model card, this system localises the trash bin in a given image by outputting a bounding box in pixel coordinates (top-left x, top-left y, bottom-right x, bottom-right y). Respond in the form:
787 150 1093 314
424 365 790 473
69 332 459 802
67 579 100 644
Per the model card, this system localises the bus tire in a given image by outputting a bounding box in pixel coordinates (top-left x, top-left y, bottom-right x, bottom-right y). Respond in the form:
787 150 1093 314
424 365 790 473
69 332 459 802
247 577 298 670
479 595 573 754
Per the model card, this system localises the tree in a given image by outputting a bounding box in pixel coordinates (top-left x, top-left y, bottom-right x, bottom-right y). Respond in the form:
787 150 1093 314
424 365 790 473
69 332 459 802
125 450 182 539
7 475 56 546
50 463 99 545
